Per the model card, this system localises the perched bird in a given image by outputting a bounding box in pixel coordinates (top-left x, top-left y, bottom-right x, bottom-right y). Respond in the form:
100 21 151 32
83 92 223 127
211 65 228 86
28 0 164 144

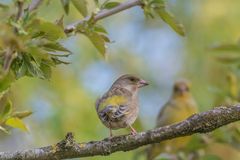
95 74 148 136
147 79 198 160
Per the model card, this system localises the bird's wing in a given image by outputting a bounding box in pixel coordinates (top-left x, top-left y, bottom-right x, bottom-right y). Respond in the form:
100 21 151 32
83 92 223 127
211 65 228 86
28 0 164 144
96 87 132 122
99 104 129 123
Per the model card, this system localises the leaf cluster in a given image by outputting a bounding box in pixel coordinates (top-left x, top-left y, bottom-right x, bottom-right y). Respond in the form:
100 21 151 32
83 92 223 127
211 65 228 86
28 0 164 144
0 0 187 134
142 0 185 36
0 91 32 133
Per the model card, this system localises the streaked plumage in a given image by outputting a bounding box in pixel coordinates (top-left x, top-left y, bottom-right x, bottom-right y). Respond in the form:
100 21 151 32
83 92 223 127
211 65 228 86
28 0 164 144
96 74 148 136
147 79 198 160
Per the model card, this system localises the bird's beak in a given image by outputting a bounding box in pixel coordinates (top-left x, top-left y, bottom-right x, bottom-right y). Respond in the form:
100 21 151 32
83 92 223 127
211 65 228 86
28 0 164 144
178 86 188 96
179 90 185 96
138 79 149 88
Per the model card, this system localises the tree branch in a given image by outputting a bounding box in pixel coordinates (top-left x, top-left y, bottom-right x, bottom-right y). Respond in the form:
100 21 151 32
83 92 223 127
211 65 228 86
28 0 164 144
64 0 143 33
28 0 44 12
0 105 239 160
16 1 24 21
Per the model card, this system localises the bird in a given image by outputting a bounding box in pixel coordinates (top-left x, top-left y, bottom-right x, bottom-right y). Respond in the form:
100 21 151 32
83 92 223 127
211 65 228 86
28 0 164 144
95 74 149 137
147 79 198 160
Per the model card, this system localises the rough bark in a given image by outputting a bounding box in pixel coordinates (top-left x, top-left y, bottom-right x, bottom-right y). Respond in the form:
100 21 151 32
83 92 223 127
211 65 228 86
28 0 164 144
0 105 239 160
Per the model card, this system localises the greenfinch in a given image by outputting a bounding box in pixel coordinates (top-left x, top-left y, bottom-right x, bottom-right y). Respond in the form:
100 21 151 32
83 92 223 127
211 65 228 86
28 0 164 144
147 79 198 160
95 74 148 136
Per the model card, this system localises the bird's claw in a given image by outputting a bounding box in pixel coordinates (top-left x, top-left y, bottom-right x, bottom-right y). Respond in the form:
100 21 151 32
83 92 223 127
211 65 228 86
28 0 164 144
130 130 137 135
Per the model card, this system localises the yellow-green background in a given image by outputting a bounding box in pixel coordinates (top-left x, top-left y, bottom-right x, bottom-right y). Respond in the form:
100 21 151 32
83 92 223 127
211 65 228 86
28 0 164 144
0 0 240 159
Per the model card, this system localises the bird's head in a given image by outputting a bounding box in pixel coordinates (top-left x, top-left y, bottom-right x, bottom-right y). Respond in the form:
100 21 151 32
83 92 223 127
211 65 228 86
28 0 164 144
173 79 191 97
112 74 149 92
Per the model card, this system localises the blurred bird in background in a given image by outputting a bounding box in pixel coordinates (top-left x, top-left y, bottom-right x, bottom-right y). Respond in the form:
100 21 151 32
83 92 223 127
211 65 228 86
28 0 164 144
95 74 148 136
147 79 198 160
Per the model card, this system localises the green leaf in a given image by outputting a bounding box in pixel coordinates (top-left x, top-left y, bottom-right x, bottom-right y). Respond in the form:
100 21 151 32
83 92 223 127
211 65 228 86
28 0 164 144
85 32 106 56
61 0 70 14
18 54 45 79
51 57 70 65
0 3 9 9
31 31 45 39
0 72 15 92
71 0 88 17
40 63 52 79
150 0 185 36
215 54 240 64
100 34 110 43
30 19 66 40
94 25 108 34
27 61 44 79
0 89 9 101
141 2 153 18
27 46 49 63
210 43 240 52
156 8 185 36
5 117 28 132
102 2 120 9
75 18 109 56
47 52 71 57
86 13 96 25
150 0 165 5
15 60 27 79
0 125 9 134
12 111 32 119
0 100 12 119
42 42 71 53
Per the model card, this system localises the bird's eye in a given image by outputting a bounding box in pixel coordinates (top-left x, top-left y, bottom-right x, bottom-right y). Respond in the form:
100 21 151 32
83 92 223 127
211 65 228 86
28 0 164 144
130 78 135 82
174 86 178 92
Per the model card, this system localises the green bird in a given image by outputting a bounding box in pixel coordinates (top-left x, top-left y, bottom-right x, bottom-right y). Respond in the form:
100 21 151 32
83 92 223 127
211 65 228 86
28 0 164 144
147 79 198 160
95 74 149 136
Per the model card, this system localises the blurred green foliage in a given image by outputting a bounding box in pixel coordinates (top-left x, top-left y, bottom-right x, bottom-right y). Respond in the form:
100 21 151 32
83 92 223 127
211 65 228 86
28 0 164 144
0 0 185 135
0 0 240 160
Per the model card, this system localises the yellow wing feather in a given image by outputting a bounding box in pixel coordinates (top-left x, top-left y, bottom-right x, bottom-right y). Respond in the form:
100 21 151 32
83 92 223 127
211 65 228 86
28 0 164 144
98 95 127 112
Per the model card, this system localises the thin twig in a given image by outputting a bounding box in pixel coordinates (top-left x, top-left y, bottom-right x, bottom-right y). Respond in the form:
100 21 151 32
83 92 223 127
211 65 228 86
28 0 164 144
3 47 16 74
15 1 24 21
28 0 44 12
64 0 143 33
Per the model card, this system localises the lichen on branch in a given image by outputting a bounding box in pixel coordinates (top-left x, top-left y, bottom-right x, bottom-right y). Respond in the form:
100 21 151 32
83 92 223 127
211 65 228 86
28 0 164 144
0 106 239 160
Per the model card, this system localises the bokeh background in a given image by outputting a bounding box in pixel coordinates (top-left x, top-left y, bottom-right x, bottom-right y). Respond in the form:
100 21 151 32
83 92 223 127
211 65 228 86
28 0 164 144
1 0 240 159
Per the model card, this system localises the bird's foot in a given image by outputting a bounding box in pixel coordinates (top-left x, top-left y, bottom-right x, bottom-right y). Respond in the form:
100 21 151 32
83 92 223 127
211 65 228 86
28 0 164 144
131 130 137 135
130 125 137 135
